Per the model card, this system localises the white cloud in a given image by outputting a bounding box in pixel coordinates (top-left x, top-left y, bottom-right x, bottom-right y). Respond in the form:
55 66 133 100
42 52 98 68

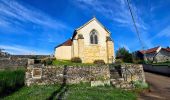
74 0 153 49
0 0 72 49
74 0 147 31
0 45 50 55
156 25 170 37
0 0 69 31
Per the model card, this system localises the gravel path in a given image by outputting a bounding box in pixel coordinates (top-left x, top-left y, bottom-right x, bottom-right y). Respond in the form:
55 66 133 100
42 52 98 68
139 72 170 100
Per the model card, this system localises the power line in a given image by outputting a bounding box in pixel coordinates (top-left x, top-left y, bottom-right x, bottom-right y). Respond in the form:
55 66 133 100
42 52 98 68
125 0 145 50
125 0 147 61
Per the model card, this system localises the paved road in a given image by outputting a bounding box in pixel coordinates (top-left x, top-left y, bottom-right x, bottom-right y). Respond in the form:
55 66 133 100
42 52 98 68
139 72 170 100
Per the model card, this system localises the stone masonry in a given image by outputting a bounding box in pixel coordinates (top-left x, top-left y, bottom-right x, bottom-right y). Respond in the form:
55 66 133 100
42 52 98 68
25 62 145 90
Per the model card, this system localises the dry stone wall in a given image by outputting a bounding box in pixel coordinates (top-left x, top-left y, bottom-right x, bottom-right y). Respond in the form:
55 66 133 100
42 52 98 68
0 58 28 69
25 63 145 90
25 65 110 86
110 64 145 89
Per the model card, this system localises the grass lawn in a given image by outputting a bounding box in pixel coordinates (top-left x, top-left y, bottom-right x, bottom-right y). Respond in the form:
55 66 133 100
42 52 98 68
52 59 94 66
152 61 170 66
3 85 60 100
0 68 25 97
3 83 137 100
65 84 137 100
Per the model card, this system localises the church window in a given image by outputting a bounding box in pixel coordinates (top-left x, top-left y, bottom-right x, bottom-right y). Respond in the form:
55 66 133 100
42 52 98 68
90 29 98 44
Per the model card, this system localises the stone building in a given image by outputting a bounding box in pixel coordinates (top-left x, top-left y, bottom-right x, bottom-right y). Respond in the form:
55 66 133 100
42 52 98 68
55 17 115 63
136 46 170 63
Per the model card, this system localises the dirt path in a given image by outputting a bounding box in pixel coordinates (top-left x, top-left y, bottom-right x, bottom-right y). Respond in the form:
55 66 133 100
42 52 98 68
139 72 170 100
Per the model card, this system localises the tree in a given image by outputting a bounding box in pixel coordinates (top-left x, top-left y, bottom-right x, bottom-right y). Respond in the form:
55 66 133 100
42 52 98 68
116 47 133 63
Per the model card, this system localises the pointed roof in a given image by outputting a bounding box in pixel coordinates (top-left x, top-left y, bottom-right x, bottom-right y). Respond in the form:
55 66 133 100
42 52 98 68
162 48 170 52
139 46 161 54
55 39 72 48
72 17 110 40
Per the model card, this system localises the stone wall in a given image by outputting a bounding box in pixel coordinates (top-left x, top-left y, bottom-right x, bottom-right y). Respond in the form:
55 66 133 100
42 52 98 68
110 64 145 89
25 63 145 90
0 57 28 69
25 65 110 86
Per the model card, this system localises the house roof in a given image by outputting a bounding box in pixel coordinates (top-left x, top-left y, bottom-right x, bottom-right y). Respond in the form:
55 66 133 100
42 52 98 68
55 39 72 48
72 17 110 40
139 46 160 54
162 48 170 52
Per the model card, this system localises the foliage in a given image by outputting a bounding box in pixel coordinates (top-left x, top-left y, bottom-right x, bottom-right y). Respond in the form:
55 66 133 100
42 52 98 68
71 57 82 63
0 68 25 97
93 60 105 65
133 81 149 89
116 47 133 63
115 59 124 63
41 58 54 65
3 85 60 100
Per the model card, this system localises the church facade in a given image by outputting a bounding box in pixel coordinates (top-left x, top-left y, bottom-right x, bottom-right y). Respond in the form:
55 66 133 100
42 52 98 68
55 17 115 63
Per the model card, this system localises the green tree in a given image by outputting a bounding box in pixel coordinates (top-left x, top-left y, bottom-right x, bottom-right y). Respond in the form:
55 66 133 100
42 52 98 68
116 47 132 63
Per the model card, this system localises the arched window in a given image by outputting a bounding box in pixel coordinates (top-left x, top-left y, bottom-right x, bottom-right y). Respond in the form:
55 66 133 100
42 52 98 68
90 30 98 44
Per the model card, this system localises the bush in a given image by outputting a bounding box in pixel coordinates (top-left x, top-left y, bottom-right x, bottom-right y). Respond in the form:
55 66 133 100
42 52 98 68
93 60 105 65
115 59 123 64
116 47 133 63
41 58 55 65
133 81 149 89
71 57 82 63
0 69 25 97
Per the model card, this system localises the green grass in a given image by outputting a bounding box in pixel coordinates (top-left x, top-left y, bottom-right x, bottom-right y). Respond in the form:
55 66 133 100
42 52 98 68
52 60 94 66
3 83 137 100
65 83 137 100
0 68 25 97
152 61 170 66
3 85 60 100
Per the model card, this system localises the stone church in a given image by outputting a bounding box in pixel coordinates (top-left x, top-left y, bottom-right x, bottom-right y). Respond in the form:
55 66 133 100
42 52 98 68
55 17 115 63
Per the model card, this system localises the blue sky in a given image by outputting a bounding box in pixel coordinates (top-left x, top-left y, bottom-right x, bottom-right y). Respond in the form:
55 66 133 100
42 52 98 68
0 0 169 55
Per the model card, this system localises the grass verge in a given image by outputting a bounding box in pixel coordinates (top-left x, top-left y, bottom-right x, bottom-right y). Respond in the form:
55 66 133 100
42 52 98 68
65 83 137 100
3 85 60 100
0 68 25 97
3 83 137 100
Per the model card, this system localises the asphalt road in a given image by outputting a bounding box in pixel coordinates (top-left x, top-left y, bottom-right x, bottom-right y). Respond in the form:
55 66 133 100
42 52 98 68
139 72 170 100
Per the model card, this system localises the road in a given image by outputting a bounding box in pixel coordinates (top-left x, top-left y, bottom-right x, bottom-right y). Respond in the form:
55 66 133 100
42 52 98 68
139 72 170 100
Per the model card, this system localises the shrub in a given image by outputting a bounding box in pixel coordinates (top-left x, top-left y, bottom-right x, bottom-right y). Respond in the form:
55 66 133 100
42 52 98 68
71 57 82 63
41 58 54 65
133 81 149 89
115 59 123 64
93 60 105 65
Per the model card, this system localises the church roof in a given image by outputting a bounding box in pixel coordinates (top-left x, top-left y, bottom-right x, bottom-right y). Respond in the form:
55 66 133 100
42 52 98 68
72 17 110 40
55 39 72 48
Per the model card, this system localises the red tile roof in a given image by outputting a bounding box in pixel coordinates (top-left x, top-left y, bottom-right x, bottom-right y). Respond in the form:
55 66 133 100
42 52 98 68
162 48 170 52
55 39 72 48
139 46 160 54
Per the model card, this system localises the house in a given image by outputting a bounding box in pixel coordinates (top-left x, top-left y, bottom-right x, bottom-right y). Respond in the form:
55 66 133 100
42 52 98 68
54 17 115 63
135 46 170 63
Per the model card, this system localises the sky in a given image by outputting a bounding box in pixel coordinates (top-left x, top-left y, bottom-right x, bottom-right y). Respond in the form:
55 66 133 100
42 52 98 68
0 0 170 55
